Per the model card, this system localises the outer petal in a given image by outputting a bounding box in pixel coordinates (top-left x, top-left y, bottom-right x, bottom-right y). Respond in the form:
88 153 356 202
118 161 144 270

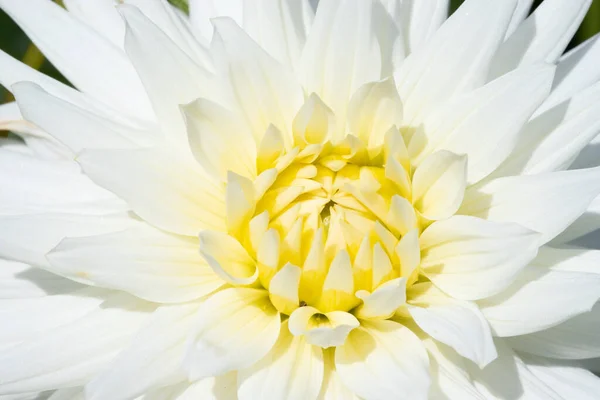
0 0 154 120
0 147 127 216
507 302 600 360
185 288 280 379
85 302 199 400
242 0 314 68
13 82 157 153
189 0 244 42
47 225 224 303
409 283 497 367
424 339 486 400
498 79 600 177
479 247 600 337
489 0 592 78
460 167 600 243
77 147 226 236
0 292 155 395
300 0 398 140
395 0 517 126
0 259 81 299
335 320 430 400
183 98 256 180
238 321 324 400
419 63 554 183
519 355 600 400
396 0 449 55
0 213 134 268
211 17 304 144
420 216 540 300
121 5 224 152
468 340 562 399
543 34 600 112
317 349 359 400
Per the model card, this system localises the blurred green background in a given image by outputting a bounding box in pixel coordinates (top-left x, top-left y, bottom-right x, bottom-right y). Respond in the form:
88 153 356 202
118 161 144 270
0 0 599 106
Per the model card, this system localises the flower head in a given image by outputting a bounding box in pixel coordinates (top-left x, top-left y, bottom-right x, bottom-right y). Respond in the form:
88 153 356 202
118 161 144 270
2 0 600 399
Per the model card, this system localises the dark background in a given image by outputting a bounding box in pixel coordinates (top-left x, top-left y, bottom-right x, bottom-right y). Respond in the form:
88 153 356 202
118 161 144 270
1 0 599 105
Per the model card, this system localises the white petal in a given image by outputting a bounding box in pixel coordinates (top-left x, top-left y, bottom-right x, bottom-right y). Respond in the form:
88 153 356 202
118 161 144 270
0 287 106 348
411 150 467 220
13 81 157 153
211 17 304 144
63 0 124 48
424 339 486 400
0 259 81 299
300 0 397 140
77 147 226 236
185 288 280 379
396 0 449 55
0 148 127 216
511 81 600 175
461 167 600 243
420 63 554 183
489 0 592 78
120 5 224 152
47 224 223 303
0 0 154 120
555 195 600 246
335 320 430 400
420 216 539 300
505 0 534 37
0 292 154 394
169 373 237 400
238 321 324 400
409 283 497 367
125 0 212 68
479 247 600 337
0 213 134 268
183 98 256 180
189 0 244 42
347 78 403 148
48 387 84 400
242 0 314 68
316 349 359 400
198 231 258 286
86 302 199 400
519 354 600 400
354 277 406 320
543 34 600 112
468 340 563 399
396 0 517 126
507 302 600 360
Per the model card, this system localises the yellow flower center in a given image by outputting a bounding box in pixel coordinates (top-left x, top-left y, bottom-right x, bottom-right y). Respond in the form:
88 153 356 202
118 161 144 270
199 92 467 347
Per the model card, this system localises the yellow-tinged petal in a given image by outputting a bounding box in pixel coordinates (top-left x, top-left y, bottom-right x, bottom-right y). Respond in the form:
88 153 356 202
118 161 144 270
372 243 395 290
316 250 359 313
185 288 280 379
387 195 418 237
335 320 430 400
412 150 467 221
226 171 255 236
396 228 421 284
257 228 280 289
198 230 258 286
238 321 324 400
289 306 359 348
269 263 301 315
355 277 407 320
257 124 285 173
293 93 336 147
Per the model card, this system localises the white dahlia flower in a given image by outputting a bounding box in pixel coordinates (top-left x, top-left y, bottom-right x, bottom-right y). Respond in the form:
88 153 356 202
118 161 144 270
2 0 600 398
